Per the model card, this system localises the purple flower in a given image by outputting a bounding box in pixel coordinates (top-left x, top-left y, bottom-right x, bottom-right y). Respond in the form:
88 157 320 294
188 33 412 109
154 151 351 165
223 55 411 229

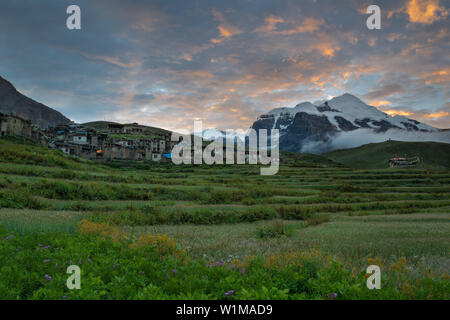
44 274 52 281
141 271 145 275
44 246 50 249
332 293 337 299
113 263 118 269
240 267 245 275
224 290 234 296
62 296 66 300
43 259 51 263
216 260 225 267
87 259 92 263
172 269 178 274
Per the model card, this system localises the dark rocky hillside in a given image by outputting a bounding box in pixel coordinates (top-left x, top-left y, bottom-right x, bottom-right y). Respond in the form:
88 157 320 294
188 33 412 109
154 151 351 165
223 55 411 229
0 76 71 129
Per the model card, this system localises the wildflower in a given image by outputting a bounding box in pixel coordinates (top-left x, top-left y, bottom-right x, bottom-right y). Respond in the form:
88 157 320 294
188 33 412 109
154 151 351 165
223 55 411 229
141 271 145 275
113 263 118 270
224 290 234 296
44 274 52 282
44 246 50 249
62 296 66 300
240 267 245 275
43 259 51 263
87 258 92 263
216 260 225 267
332 293 337 299
172 269 178 274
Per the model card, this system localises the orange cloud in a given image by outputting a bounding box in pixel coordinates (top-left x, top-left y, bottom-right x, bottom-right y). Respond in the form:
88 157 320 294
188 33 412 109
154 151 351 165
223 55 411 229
384 110 414 116
67 48 139 68
405 0 448 24
254 15 285 33
218 26 233 38
255 16 323 35
421 67 450 84
387 33 403 42
211 25 241 43
371 100 392 107
424 111 449 119
368 37 377 47
210 9 242 44
309 42 340 57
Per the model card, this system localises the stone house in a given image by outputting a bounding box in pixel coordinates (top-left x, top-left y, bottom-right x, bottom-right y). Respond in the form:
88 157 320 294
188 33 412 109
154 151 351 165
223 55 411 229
72 134 88 144
0 113 33 139
108 123 125 134
123 123 144 134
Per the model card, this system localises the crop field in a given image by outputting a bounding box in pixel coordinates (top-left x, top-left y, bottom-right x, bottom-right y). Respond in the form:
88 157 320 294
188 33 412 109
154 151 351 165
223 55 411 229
0 137 449 299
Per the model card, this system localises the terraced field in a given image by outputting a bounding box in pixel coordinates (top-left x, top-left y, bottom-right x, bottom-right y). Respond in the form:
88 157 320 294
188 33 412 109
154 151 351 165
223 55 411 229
0 137 449 299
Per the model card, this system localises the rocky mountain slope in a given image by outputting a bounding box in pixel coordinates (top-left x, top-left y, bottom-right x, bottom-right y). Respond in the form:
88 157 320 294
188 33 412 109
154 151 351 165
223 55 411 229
251 93 439 153
0 76 71 128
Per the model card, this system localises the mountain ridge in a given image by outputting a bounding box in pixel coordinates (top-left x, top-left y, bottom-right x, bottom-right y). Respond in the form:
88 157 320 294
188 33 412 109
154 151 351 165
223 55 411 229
250 93 442 153
0 76 71 129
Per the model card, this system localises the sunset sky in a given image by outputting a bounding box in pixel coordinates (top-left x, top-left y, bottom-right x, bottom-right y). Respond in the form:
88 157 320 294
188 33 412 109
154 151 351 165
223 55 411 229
0 0 449 131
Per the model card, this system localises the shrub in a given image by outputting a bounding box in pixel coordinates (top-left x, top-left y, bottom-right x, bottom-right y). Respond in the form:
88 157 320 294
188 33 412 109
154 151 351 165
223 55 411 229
0 189 49 210
256 220 293 239
306 215 330 226
0 224 448 300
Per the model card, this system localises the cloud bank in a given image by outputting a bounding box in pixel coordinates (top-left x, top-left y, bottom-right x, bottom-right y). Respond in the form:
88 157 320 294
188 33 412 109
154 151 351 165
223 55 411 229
0 0 448 131
300 128 450 154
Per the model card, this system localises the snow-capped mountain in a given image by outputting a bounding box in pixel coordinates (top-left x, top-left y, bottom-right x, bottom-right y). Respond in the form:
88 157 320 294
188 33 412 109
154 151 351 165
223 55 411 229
251 93 440 153
195 128 247 143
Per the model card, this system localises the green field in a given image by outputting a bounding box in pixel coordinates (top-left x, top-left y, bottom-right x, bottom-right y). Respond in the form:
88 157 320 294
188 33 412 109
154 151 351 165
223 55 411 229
0 136 449 299
325 140 450 169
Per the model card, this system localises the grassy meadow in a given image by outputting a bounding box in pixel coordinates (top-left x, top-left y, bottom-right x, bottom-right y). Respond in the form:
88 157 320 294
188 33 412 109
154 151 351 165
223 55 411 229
0 136 449 299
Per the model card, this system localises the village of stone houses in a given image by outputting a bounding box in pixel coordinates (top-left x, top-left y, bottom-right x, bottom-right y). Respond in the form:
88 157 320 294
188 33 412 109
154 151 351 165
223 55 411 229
0 112 175 162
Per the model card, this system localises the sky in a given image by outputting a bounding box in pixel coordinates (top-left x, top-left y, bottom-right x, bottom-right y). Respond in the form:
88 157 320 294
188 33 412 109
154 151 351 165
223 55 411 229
0 0 449 131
